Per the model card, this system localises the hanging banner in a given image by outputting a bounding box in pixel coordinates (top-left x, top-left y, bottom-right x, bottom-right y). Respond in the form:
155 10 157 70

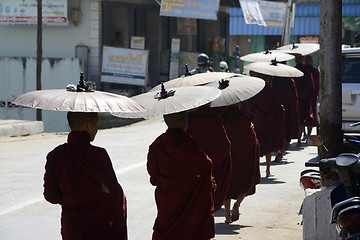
101 47 149 86
0 0 68 26
239 0 266 26
160 0 220 20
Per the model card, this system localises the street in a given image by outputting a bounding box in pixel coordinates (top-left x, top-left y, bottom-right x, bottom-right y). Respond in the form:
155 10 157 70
0 116 317 240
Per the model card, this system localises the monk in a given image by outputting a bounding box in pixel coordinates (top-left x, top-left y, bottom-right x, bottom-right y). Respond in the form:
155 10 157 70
147 111 215 240
247 71 285 177
43 112 127 240
220 103 261 223
294 55 315 146
187 104 232 211
304 55 319 138
272 76 300 161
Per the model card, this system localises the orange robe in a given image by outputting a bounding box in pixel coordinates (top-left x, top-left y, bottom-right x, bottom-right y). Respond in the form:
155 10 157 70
44 131 127 240
220 106 261 199
147 128 215 240
187 106 232 211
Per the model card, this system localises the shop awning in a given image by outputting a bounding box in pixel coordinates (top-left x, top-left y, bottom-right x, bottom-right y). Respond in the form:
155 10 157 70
230 4 360 36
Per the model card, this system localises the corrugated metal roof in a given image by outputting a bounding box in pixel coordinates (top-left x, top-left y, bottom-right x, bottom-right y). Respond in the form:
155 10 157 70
230 4 360 36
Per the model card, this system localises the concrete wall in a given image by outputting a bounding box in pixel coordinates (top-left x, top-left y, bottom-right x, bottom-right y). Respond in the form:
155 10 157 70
0 57 83 132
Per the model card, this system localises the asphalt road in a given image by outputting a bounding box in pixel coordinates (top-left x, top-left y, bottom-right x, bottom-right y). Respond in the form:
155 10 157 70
0 117 318 239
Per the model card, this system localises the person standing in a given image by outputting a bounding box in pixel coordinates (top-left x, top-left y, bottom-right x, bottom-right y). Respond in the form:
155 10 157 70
187 104 232 211
247 71 285 177
43 112 127 240
304 55 319 138
220 104 261 223
147 111 215 240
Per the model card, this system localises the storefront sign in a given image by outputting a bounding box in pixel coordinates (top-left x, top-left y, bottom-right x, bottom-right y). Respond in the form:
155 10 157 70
160 0 220 20
0 0 68 26
131 36 145 50
179 51 199 75
101 47 149 86
300 37 319 44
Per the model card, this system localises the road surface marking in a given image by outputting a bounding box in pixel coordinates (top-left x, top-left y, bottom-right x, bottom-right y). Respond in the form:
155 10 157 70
0 161 146 216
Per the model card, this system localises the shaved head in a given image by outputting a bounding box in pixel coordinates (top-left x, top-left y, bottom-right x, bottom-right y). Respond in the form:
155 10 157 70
163 111 188 131
67 112 98 131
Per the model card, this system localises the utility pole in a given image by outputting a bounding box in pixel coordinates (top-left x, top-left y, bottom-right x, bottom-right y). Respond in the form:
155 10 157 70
318 0 342 158
36 0 42 121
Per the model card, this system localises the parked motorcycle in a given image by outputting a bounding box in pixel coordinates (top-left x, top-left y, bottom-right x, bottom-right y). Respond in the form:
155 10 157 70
304 136 360 240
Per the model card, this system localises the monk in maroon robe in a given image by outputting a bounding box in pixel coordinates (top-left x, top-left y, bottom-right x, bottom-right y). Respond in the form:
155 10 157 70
187 105 232 211
247 71 285 177
44 112 127 240
304 55 319 137
272 76 300 160
147 111 215 240
219 104 260 223
294 55 315 146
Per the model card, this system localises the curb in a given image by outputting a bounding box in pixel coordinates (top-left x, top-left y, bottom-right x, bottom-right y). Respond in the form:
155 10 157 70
0 120 44 137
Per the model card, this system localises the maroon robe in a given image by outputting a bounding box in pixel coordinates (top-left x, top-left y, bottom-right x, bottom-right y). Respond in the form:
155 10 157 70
273 77 300 142
304 65 320 127
147 128 215 240
44 131 127 240
294 63 315 124
187 106 232 211
220 106 261 199
247 84 285 157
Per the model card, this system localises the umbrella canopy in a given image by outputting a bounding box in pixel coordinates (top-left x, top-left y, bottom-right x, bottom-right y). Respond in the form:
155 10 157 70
277 43 319 56
244 60 304 78
113 84 221 118
204 76 265 107
12 73 145 113
150 72 241 91
240 49 295 62
12 89 145 113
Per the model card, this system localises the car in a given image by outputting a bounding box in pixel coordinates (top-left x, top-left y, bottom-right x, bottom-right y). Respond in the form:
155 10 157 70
341 46 360 132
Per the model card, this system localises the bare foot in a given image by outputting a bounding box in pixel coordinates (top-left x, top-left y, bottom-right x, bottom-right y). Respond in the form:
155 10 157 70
266 170 274 177
225 213 233 223
232 202 240 222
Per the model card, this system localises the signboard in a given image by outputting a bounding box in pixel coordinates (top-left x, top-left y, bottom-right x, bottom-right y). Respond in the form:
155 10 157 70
179 51 199 75
239 0 266 26
177 18 197 35
160 0 220 20
101 47 149 86
300 37 319 44
131 36 145 50
0 0 68 26
169 38 180 80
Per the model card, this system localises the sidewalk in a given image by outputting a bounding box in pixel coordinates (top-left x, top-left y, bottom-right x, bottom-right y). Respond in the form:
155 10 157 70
0 120 44 137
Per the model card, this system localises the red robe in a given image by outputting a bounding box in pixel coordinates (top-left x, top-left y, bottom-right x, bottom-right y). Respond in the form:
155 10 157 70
220 106 261 199
272 77 300 142
187 106 232 211
247 84 285 157
294 63 315 124
304 65 320 127
147 128 215 240
44 131 127 240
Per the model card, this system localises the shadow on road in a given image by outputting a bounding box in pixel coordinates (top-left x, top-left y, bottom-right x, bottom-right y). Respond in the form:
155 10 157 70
260 161 294 166
260 177 286 184
215 222 250 235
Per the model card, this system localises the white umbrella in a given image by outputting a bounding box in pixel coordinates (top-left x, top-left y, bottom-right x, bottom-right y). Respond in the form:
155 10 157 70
113 84 221 118
150 72 241 91
12 74 145 113
204 76 265 107
240 49 295 62
277 43 319 56
244 60 304 78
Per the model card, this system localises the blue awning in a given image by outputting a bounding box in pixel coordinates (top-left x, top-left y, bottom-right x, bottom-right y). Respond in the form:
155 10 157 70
230 4 360 36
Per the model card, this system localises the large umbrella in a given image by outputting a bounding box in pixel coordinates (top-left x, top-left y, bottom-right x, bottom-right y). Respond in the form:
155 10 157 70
277 43 319 56
12 73 145 113
150 72 241 91
244 60 304 78
113 84 221 118
204 76 265 107
240 49 295 62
